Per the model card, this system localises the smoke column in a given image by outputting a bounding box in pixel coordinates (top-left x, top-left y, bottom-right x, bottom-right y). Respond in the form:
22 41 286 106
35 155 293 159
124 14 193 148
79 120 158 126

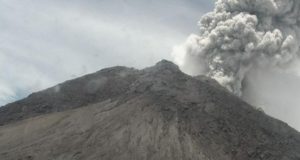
173 0 300 96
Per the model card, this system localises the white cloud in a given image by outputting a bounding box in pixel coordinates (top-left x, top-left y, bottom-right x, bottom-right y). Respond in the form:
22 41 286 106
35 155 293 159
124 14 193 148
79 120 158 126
243 67 300 130
172 0 300 131
0 0 213 106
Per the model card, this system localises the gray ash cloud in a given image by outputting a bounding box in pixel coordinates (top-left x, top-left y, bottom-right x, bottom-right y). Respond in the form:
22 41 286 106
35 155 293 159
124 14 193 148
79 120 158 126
173 0 300 96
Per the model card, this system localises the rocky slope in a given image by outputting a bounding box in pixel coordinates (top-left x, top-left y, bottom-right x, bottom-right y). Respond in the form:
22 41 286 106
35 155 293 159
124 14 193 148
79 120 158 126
0 60 299 160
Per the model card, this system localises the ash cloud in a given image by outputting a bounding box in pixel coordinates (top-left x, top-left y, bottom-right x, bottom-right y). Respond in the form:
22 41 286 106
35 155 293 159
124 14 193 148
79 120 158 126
173 0 300 96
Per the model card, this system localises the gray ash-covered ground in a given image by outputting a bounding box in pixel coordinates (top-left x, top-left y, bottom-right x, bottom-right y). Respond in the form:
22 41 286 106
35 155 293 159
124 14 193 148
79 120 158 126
0 60 299 160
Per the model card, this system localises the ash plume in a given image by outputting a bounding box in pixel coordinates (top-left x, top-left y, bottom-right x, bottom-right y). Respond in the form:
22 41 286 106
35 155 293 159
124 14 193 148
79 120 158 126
173 0 300 96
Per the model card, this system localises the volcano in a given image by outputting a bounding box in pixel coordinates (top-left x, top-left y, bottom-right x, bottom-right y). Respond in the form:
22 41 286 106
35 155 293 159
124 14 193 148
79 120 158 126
0 60 299 160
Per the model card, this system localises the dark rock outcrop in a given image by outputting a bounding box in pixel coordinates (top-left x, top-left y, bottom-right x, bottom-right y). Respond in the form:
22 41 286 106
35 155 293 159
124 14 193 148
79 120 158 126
0 60 299 160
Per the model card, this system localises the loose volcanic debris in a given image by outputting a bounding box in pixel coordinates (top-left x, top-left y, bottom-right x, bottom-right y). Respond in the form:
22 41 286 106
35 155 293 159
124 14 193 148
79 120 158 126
0 60 299 160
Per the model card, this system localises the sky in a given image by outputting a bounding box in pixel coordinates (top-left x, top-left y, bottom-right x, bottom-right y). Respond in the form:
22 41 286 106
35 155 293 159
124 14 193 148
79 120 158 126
1 0 300 132
0 0 214 106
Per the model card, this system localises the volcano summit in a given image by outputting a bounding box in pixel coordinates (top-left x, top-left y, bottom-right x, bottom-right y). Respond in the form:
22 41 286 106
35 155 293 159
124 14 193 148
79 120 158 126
0 60 299 160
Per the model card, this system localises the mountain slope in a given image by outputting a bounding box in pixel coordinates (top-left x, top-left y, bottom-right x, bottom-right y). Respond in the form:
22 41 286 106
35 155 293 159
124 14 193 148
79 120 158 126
0 60 299 160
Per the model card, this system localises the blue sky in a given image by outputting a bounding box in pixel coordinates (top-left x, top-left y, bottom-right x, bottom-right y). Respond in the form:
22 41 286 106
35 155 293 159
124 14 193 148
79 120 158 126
0 0 214 106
